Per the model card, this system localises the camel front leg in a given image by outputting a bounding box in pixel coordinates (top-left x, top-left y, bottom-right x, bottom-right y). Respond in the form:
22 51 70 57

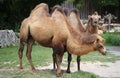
55 52 64 77
18 40 24 69
26 38 35 71
77 56 81 71
53 42 64 77
66 52 72 73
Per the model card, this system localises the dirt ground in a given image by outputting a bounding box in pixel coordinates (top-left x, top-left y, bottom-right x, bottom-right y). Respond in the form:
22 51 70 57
37 46 120 78
37 61 120 78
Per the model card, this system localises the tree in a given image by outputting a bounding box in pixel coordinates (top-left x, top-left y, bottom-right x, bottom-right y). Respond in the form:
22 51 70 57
0 0 64 31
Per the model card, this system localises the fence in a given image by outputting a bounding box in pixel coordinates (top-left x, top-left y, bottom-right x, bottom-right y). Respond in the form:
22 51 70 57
61 1 95 19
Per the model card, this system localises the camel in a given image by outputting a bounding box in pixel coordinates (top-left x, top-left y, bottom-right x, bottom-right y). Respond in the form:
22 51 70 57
51 7 106 76
18 3 50 70
52 8 104 73
66 9 104 73
18 3 106 76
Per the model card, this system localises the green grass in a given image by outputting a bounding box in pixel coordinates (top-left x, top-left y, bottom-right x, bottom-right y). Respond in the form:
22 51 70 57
81 52 120 62
0 45 120 78
0 44 53 69
101 33 120 46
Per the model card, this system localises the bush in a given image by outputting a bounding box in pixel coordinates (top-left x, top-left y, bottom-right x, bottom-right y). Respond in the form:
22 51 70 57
101 33 120 46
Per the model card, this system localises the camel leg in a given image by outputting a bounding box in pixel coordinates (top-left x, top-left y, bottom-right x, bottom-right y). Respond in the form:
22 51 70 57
18 40 24 69
53 43 64 77
26 38 35 71
66 52 72 73
55 52 64 77
77 56 81 71
52 46 66 70
52 49 56 69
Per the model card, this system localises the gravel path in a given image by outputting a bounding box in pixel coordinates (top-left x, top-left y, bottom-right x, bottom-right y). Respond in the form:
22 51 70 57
106 46 120 56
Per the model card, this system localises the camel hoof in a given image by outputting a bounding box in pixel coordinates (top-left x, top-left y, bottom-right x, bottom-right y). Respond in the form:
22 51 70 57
66 70 71 73
32 68 37 72
56 72 63 77
19 66 23 69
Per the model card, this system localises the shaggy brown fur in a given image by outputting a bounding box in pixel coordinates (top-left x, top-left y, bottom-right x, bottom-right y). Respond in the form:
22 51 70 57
65 9 105 73
18 4 106 77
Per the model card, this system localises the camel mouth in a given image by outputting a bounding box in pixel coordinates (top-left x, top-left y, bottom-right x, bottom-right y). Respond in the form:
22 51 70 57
101 51 107 56
93 23 98 26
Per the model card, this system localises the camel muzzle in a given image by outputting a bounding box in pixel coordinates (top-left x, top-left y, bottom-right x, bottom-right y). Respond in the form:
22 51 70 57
102 51 107 56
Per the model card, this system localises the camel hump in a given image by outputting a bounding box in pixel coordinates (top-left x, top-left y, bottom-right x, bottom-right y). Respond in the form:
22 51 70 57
71 8 79 16
51 5 64 14
62 7 69 16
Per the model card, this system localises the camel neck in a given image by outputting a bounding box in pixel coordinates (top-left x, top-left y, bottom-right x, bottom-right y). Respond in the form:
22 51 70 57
67 37 95 56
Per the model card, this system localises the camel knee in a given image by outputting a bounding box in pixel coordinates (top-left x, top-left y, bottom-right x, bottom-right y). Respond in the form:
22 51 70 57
26 54 31 60
18 51 23 58
18 44 24 58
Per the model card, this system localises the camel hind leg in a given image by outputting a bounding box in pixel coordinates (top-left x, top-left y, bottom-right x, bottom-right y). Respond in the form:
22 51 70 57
18 40 25 69
26 38 35 71
66 52 72 73
77 56 81 71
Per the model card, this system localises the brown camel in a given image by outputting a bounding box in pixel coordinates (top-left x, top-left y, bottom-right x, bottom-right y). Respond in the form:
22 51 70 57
65 9 103 73
18 3 50 70
51 6 106 76
18 4 106 76
51 8 104 73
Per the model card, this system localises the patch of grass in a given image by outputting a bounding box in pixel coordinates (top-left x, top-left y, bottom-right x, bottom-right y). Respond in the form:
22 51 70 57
0 45 53 68
101 33 120 46
100 64 109 67
81 52 120 62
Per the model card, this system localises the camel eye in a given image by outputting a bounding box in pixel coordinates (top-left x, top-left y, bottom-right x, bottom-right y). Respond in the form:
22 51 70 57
99 45 103 48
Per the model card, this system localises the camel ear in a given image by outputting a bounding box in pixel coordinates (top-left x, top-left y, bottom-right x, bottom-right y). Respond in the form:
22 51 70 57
88 15 91 19
98 15 101 20
88 15 92 20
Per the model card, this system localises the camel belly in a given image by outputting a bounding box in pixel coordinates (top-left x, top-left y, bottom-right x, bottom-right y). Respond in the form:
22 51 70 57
30 25 53 47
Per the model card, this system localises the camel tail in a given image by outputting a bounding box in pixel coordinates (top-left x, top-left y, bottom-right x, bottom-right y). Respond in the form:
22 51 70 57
27 25 32 42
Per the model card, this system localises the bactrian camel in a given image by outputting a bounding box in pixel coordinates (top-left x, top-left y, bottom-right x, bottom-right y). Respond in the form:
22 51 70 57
66 9 104 73
52 7 104 73
18 3 106 77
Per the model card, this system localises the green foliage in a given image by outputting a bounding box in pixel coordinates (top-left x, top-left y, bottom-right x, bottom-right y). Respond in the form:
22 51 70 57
0 0 64 31
101 33 120 46
99 0 119 6
67 0 74 3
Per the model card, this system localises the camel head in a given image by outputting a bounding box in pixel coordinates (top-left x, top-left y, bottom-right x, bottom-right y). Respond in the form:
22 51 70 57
82 34 106 55
93 38 106 55
88 14 101 26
